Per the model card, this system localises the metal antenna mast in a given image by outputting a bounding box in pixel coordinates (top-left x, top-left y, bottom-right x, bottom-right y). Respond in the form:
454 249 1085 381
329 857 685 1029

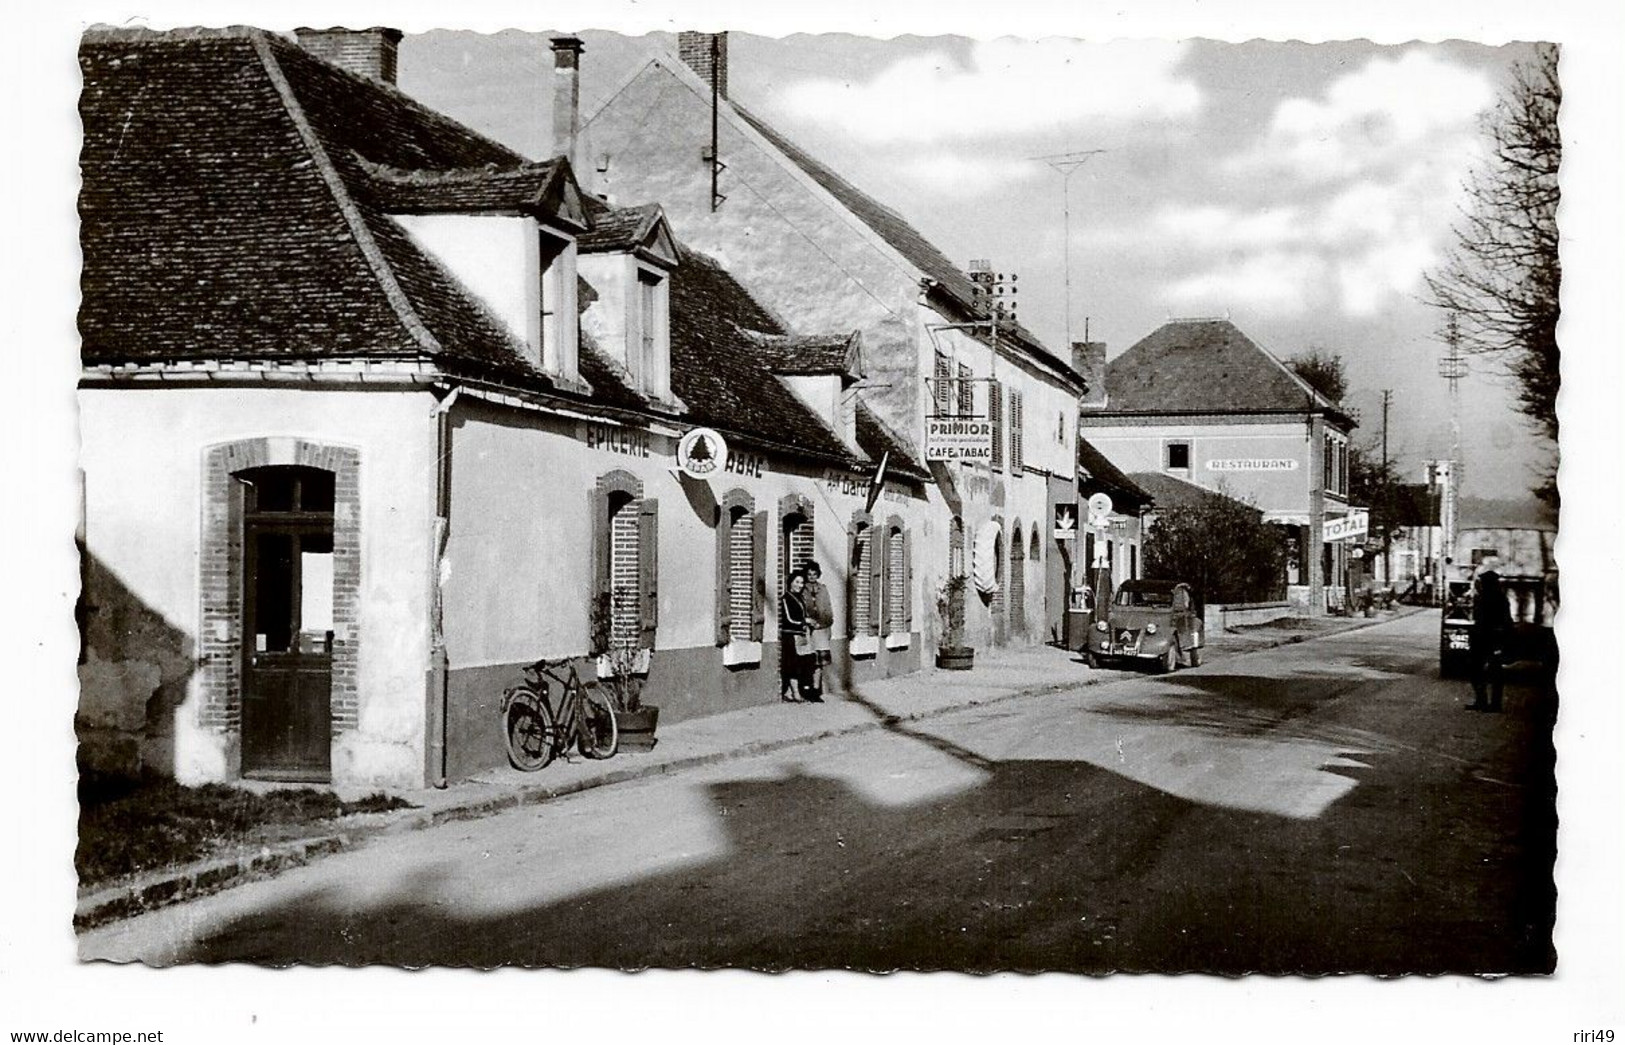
1437 313 1467 599
1031 149 1106 350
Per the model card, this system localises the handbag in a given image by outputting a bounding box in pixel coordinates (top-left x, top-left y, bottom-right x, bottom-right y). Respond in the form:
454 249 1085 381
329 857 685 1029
792 632 812 656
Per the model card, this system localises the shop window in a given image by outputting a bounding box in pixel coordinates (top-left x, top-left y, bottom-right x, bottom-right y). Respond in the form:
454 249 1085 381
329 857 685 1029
592 471 656 650
715 490 767 644
1166 441 1190 471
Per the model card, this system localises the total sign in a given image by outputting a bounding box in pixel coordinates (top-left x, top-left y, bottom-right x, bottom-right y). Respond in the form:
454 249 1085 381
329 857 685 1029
1322 511 1370 542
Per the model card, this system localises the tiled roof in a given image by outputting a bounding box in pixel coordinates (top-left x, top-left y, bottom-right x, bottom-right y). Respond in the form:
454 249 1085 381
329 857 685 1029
578 199 661 254
729 103 1085 391
1100 319 1353 428
746 331 860 379
668 247 860 465
78 28 544 376
1077 437 1150 509
1128 470 1261 517
78 27 870 470
856 402 929 482
357 156 569 215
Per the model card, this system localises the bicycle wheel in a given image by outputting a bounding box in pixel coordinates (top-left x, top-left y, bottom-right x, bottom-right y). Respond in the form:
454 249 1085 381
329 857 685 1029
576 687 619 759
504 688 558 771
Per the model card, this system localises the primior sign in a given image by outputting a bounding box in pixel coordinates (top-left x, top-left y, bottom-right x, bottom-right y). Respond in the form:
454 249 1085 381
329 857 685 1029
925 418 993 461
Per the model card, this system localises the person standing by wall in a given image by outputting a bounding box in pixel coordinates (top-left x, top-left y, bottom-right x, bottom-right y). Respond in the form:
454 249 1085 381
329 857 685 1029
803 561 834 699
1467 563 1513 712
779 570 815 703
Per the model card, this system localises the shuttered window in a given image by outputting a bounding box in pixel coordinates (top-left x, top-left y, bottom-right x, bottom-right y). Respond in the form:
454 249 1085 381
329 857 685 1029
715 491 768 645
934 352 953 417
592 471 657 650
957 363 973 417
852 527 873 635
989 379 1004 470
887 528 906 632
1010 388 1024 474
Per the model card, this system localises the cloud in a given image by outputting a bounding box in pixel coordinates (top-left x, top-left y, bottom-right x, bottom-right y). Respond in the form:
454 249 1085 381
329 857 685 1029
1229 49 1495 184
891 153 1044 197
1162 250 1329 316
777 38 1202 145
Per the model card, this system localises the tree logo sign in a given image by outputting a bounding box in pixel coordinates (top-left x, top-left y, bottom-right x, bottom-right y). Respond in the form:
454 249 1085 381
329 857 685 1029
677 427 729 480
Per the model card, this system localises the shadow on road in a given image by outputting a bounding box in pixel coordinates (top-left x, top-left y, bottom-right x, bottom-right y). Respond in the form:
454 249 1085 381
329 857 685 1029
147 663 1557 975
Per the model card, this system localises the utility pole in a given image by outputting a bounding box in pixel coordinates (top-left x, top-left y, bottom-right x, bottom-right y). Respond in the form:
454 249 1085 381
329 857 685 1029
1381 389 1392 586
1031 149 1105 351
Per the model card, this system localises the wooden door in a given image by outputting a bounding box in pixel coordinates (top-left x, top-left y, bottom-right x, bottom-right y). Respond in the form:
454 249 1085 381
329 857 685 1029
240 467 334 781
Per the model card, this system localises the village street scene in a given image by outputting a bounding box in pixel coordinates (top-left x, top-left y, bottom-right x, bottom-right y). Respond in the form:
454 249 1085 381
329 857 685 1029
52 10 1588 1011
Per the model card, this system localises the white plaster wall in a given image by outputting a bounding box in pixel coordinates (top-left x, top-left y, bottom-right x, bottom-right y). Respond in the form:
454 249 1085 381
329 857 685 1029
79 386 438 787
1082 420 1319 514
441 403 934 669
394 214 539 360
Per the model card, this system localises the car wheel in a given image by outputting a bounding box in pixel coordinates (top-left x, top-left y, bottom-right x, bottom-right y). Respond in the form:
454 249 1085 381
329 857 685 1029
1188 644 1202 668
1159 643 1178 674
1085 651 1101 670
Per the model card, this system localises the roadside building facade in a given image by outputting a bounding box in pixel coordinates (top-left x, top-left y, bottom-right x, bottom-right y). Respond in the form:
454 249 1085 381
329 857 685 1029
576 32 1091 653
77 27 929 790
1079 319 1358 612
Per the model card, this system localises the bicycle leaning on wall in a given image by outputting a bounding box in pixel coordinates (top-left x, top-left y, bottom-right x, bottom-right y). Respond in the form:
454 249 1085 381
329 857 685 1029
502 657 619 770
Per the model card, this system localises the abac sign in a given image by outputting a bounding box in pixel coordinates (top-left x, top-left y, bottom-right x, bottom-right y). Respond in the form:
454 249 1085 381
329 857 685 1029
925 418 993 462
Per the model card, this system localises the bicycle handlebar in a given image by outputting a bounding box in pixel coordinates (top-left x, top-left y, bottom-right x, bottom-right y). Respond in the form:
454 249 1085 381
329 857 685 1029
527 657 576 672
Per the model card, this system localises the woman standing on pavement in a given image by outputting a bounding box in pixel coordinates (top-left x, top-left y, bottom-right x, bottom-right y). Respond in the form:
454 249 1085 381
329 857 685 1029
802 561 835 699
779 570 820 703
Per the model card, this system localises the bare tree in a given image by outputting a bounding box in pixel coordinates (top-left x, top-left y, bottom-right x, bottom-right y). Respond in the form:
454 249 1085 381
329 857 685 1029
1426 44 1560 504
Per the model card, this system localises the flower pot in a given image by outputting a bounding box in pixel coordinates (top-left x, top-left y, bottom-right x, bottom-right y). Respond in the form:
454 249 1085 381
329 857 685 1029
935 645 975 671
614 705 660 752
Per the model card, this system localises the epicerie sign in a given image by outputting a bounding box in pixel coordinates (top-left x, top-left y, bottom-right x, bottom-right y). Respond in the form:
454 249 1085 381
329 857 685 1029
1206 458 1299 471
925 418 993 461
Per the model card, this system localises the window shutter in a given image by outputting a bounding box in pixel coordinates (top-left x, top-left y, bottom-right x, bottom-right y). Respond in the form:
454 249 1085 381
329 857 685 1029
902 528 914 631
989 379 1004 470
934 352 952 417
957 363 973 417
714 506 731 647
638 498 659 647
845 521 861 638
1007 393 1020 474
590 486 611 606
869 526 885 637
751 510 768 642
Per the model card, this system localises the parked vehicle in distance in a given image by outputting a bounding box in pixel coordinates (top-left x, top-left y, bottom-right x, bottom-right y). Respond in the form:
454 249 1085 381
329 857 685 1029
1085 579 1204 673
1439 525 1558 679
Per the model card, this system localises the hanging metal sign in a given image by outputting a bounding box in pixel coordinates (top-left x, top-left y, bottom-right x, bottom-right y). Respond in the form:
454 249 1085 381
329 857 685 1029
925 418 993 461
676 427 729 479
1323 511 1370 543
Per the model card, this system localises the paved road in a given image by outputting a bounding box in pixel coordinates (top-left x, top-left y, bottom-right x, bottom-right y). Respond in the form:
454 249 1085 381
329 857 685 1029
81 613 1557 973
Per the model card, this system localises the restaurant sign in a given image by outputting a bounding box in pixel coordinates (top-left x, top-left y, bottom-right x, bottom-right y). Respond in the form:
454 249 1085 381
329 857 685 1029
925 418 993 462
1206 458 1299 472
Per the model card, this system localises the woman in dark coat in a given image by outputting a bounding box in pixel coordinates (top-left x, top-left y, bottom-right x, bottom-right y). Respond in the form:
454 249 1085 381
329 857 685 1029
779 570 817 702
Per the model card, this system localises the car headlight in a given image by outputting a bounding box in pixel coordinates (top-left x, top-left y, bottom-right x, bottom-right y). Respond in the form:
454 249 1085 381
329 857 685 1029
1144 622 1158 635
1095 621 1109 633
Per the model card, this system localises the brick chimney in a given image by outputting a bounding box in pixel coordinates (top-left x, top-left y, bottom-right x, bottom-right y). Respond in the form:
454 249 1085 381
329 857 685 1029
550 37 584 168
1073 341 1108 409
677 31 728 97
294 27 403 84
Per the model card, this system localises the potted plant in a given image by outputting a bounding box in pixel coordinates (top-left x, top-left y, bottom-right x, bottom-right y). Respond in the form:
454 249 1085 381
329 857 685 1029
935 574 974 670
591 588 660 751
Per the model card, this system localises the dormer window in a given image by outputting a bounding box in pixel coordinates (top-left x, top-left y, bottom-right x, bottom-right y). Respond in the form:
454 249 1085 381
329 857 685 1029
577 202 683 412
536 226 580 383
633 265 671 401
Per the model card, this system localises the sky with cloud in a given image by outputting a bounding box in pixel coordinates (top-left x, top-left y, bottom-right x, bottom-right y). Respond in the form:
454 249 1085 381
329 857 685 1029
402 31 1552 501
